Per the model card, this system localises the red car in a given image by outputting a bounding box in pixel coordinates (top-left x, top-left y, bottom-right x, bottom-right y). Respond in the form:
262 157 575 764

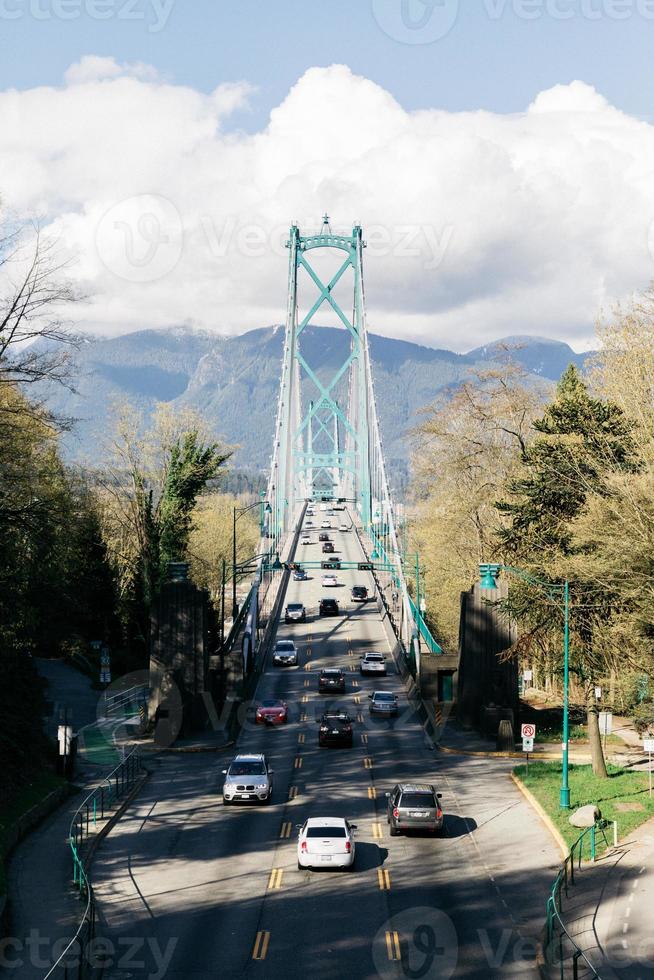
255 699 288 725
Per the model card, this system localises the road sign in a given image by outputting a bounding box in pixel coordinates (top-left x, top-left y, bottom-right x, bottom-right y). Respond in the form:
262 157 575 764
644 739 654 753
599 711 613 735
645 740 654 798
521 723 536 739
523 670 533 682
522 737 534 752
57 725 73 756
358 562 373 571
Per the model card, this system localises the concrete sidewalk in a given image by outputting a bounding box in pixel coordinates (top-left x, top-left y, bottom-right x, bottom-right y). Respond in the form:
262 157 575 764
543 817 654 979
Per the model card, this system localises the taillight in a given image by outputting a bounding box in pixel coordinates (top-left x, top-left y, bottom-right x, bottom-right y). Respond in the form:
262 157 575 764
345 841 351 852
393 808 399 818
320 726 328 732
301 841 307 851
344 725 352 732
437 808 442 818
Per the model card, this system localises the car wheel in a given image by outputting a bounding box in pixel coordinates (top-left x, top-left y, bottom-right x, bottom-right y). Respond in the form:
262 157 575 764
223 798 231 807
389 823 399 837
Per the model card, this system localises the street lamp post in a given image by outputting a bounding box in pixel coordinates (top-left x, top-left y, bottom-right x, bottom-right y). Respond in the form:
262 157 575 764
479 562 571 809
232 492 270 619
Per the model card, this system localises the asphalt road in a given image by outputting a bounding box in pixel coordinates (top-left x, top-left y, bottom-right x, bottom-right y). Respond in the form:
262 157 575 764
93 509 560 980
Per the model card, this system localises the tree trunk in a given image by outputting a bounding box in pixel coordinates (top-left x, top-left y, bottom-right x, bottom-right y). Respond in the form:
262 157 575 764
586 683 608 778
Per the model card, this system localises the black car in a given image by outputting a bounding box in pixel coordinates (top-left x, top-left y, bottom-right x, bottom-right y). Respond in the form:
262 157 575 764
319 532 331 543
319 710 353 747
322 542 335 554
351 585 369 603
319 598 339 616
318 668 346 694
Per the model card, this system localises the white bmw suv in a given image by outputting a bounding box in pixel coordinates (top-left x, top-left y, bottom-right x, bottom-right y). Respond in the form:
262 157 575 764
222 754 273 805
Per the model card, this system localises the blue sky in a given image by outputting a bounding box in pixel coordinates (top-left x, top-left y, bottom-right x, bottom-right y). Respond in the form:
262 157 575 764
1 0 652 128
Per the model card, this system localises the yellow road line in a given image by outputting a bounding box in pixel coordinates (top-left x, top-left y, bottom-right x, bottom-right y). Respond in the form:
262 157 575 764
252 931 270 960
294 756 303 769
352 680 359 688
301 694 308 703
304 679 310 687
357 713 364 723
280 821 292 838
363 757 373 769
368 787 377 800
361 733 369 744
354 695 361 704
304 663 312 671
298 733 305 744
377 868 391 890
289 786 299 800
372 822 383 839
385 931 401 960
268 868 283 890
349 664 356 672
300 712 308 722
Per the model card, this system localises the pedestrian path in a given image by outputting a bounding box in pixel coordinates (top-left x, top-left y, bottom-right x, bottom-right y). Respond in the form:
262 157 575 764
543 817 654 979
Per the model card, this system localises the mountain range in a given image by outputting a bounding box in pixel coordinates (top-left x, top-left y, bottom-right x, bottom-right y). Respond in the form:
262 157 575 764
43 325 590 482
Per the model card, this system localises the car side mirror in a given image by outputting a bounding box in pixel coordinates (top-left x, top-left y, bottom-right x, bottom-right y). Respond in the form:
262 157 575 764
268 769 274 774
350 824 357 830
368 695 373 700
437 793 442 799
221 769 227 775
385 792 390 798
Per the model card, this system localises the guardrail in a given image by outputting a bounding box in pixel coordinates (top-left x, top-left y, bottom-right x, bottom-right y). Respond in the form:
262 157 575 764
44 750 144 980
101 684 149 718
544 819 617 979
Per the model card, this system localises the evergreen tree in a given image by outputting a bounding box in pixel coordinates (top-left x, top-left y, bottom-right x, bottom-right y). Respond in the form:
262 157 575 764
496 365 640 776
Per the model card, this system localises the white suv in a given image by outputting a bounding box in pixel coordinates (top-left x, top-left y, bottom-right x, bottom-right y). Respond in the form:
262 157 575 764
222 754 273 805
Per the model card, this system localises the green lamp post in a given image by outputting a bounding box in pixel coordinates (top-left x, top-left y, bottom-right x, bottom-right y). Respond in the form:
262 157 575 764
479 562 571 809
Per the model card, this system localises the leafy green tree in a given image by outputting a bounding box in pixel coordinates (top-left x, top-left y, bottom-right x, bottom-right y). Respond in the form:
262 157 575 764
496 365 640 776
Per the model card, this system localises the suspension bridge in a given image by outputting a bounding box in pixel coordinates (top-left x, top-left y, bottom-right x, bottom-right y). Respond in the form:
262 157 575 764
237 216 443 688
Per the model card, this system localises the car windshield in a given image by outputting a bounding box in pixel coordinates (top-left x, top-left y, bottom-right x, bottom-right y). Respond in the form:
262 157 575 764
261 700 283 708
229 761 265 776
306 826 346 838
324 714 350 722
400 792 436 808
287 604 303 611
322 670 342 677
322 600 336 607
375 693 395 701
366 654 384 661
276 641 295 651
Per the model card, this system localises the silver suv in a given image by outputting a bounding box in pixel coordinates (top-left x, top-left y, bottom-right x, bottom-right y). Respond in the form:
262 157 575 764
222 754 273 805
386 783 443 836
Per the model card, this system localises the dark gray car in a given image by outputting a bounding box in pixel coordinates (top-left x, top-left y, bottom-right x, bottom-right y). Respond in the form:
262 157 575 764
386 783 444 836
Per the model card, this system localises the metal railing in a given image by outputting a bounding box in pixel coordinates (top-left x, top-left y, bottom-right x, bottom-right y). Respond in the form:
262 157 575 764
44 750 144 980
544 820 617 979
100 684 149 718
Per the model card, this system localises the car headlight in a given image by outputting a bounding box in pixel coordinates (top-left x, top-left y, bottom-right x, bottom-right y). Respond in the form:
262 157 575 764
255 783 268 790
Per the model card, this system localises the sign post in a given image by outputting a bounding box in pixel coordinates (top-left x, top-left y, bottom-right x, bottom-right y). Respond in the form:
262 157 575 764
521 724 536 775
644 738 654 798
599 711 613 755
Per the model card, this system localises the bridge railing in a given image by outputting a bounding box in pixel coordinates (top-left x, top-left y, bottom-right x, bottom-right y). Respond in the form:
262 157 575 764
43 750 144 980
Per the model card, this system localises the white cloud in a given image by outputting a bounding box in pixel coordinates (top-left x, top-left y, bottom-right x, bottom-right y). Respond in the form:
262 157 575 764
1 62 653 352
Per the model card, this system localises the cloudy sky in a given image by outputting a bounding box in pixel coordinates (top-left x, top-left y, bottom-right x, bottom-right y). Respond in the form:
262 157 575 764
1 2 654 352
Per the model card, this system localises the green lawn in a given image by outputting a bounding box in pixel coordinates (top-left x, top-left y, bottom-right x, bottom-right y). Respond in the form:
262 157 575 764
0 770 66 895
514 760 654 854
534 722 622 746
